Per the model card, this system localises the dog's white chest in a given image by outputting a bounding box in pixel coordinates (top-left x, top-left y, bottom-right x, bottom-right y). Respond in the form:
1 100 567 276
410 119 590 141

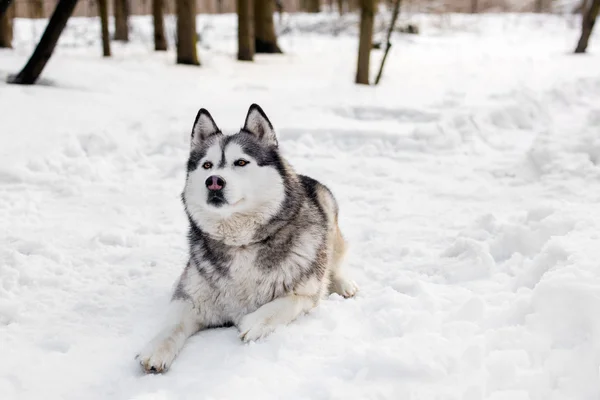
214 246 284 318
229 246 258 277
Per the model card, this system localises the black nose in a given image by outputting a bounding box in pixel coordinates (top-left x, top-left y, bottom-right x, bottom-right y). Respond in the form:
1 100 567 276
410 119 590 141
205 175 226 191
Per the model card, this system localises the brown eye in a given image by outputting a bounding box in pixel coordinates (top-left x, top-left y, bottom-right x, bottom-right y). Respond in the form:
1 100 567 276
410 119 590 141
234 159 249 167
202 162 213 170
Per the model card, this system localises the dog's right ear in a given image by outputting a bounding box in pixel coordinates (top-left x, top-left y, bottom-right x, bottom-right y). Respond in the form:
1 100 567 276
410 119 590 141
191 108 221 148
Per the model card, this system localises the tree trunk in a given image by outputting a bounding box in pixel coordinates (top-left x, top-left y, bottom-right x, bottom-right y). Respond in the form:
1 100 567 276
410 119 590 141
7 0 79 85
337 0 343 14
98 0 111 56
374 0 401 85
355 0 375 85
574 0 589 14
114 0 129 41
176 0 200 64
305 0 319 12
237 0 254 61
471 0 478 13
0 2 12 48
1 0 14 18
153 0 168 50
535 0 544 12
254 0 281 53
575 0 600 53
30 0 45 18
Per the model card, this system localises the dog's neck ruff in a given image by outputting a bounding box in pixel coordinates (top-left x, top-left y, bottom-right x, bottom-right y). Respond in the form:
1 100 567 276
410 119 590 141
203 210 271 247
188 191 303 248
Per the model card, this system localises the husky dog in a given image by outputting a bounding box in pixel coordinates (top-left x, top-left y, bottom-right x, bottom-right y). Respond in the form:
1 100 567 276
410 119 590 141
137 104 358 373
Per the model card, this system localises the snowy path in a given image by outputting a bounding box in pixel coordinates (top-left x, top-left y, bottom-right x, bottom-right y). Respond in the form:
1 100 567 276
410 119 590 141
1 13 600 400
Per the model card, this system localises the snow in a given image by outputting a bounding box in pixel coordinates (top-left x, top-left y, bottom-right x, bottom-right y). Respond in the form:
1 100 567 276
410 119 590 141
1 11 600 400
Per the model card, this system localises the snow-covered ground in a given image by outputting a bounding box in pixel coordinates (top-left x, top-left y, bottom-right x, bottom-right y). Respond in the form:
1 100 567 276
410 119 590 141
1 12 599 400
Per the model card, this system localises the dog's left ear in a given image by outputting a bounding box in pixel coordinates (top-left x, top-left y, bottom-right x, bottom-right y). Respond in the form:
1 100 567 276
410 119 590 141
243 104 278 147
191 108 221 149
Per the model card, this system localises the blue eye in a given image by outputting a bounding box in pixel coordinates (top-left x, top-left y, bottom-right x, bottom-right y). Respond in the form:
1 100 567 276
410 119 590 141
234 159 249 167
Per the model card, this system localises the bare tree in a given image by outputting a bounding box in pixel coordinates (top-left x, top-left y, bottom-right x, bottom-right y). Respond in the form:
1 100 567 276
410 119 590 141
254 0 281 53
153 0 168 50
471 0 478 13
337 0 344 14
0 2 12 48
176 0 200 64
30 0 45 18
375 0 401 85
114 0 129 41
238 0 254 61
305 0 320 12
575 0 600 53
355 0 375 84
574 0 589 14
99 0 111 56
0 0 14 18
535 0 544 12
8 0 79 84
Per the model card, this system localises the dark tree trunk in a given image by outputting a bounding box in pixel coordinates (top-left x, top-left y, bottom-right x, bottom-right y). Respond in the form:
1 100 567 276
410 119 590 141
7 0 79 85
98 0 111 56
153 0 168 50
305 0 319 12
176 0 199 64
254 0 281 53
471 0 478 13
535 0 544 12
575 0 600 53
30 0 45 18
237 0 254 61
0 0 14 18
337 0 343 14
355 0 375 84
574 0 588 15
0 2 12 48
114 0 129 41
374 0 401 85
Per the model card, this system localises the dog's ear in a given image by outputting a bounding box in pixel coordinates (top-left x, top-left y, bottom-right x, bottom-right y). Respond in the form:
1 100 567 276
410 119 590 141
243 104 278 147
191 108 221 148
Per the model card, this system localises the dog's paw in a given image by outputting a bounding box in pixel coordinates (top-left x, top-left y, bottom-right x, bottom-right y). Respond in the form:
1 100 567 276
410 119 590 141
333 277 359 298
238 312 276 343
136 338 178 374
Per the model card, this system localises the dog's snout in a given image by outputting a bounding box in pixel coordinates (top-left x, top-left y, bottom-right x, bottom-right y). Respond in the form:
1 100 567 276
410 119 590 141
205 175 225 191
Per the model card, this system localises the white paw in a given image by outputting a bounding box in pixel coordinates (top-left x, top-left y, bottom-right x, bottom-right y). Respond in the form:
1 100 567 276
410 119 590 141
238 311 277 343
136 338 178 374
333 278 359 298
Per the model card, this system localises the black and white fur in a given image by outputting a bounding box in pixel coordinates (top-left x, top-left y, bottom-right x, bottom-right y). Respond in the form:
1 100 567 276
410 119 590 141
137 104 358 373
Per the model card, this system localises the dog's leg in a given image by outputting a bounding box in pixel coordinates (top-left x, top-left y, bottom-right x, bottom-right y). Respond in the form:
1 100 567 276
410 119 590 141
329 223 359 298
331 274 359 298
136 299 201 373
238 294 316 342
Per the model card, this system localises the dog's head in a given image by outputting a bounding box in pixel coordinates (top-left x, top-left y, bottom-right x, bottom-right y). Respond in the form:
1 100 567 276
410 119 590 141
182 104 288 241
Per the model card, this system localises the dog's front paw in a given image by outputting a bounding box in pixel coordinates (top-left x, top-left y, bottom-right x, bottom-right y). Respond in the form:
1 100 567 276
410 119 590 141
333 277 359 298
238 312 276 343
136 338 178 374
